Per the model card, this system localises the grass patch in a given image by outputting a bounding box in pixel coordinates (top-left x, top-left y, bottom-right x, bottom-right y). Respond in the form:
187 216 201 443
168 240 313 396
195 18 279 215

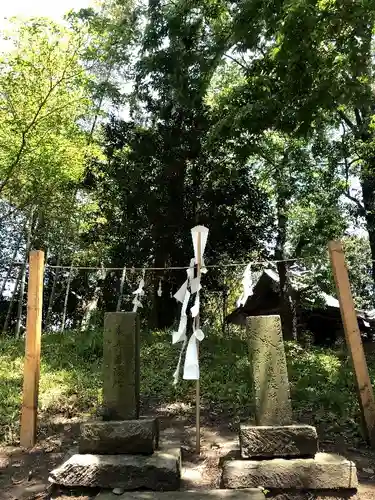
0 330 373 445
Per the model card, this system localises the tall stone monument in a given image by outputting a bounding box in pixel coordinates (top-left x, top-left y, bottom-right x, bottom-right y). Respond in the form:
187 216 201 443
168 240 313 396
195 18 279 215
49 311 182 492
103 312 140 420
247 314 292 425
221 314 358 498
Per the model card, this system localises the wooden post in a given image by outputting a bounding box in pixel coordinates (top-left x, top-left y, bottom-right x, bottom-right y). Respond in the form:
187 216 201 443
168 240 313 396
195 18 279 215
329 240 375 446
196 232 202 455
20 250 44 448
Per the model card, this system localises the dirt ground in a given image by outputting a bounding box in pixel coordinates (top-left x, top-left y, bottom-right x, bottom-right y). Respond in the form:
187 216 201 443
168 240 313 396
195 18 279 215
1 411 375 500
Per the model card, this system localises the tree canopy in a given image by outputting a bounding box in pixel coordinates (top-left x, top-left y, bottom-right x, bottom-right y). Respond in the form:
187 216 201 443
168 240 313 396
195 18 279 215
0 0 374 338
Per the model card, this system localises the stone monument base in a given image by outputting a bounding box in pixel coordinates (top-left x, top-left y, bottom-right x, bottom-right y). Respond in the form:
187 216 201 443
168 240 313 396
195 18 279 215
49 447 181 490
221 423 358 499
222 452 358 489
239 424 318 459
49 418 181 492
87 488 359 500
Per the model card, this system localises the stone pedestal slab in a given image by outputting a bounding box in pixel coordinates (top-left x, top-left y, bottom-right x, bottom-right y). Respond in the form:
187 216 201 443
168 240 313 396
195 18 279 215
240 425 318 459
222 453 358 490
79 419 159 455
49 447 181 490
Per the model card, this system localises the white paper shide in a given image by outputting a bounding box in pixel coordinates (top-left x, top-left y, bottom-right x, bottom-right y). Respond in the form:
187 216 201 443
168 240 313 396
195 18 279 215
236 263 253 307
132 271 145 312
172 225 209 384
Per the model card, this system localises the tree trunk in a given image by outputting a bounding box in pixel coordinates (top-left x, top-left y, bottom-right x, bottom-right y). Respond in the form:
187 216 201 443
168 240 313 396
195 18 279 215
149 155 186 329
45 254 61 331
15 212 33 339
32 208 47 252
149 245 168 329
14 257 27 339
275 191 297 341
61 264 73 333
0 229 24 299
361 159 375 292
3 266 22 334
81 290 100 331
81 268 107 331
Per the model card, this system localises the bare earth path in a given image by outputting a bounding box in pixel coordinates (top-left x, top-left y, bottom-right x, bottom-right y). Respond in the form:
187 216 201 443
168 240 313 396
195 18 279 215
1 413 375 500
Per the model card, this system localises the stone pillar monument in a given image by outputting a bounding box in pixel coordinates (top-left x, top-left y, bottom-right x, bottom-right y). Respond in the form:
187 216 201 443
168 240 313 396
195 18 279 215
103 312 140 420
247 314 292 425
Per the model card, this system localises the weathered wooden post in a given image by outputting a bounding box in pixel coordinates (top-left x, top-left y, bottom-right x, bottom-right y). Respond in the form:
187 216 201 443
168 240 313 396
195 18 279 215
20 250 44 448
329 240 375 446
103 312 140 420
247 314 293 425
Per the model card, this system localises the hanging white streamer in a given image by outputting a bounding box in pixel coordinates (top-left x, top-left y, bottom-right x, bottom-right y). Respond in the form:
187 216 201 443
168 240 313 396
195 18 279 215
190 277 201 294
157 280 162 297
190 292 200 318
173 336 188 385
98 262 106 280
172 225 209 384
182 289 191 316
174 280 188 303
183 333 199 380
172 269 195 383
172 289 191 344
236 263 253 307
172 317 187 345
132 297 143 311
172 290 190 344
133 278 145 295
183 328 205 380
186 258 195 283
191 226 209 273
132 273 145 312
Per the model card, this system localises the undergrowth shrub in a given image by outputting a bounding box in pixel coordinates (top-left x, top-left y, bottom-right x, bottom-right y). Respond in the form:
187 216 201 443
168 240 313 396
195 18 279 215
0 329 374 445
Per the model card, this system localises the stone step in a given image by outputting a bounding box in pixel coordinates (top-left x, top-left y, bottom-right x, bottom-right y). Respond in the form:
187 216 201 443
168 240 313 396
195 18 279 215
96 490 266 500
222 453 358 490
79 419 159 455
239 424 318 459
265 492 358 499
95 489 358 500
49 447 181 490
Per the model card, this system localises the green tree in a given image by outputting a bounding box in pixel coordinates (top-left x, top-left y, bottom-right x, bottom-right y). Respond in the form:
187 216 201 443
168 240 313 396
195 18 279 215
210 0 375 284
79 0 274 328
67 0 138 139
0 17 98 244
205 56 349 336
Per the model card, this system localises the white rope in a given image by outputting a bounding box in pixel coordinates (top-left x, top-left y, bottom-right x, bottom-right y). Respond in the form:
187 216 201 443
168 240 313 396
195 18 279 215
40 256 315 272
